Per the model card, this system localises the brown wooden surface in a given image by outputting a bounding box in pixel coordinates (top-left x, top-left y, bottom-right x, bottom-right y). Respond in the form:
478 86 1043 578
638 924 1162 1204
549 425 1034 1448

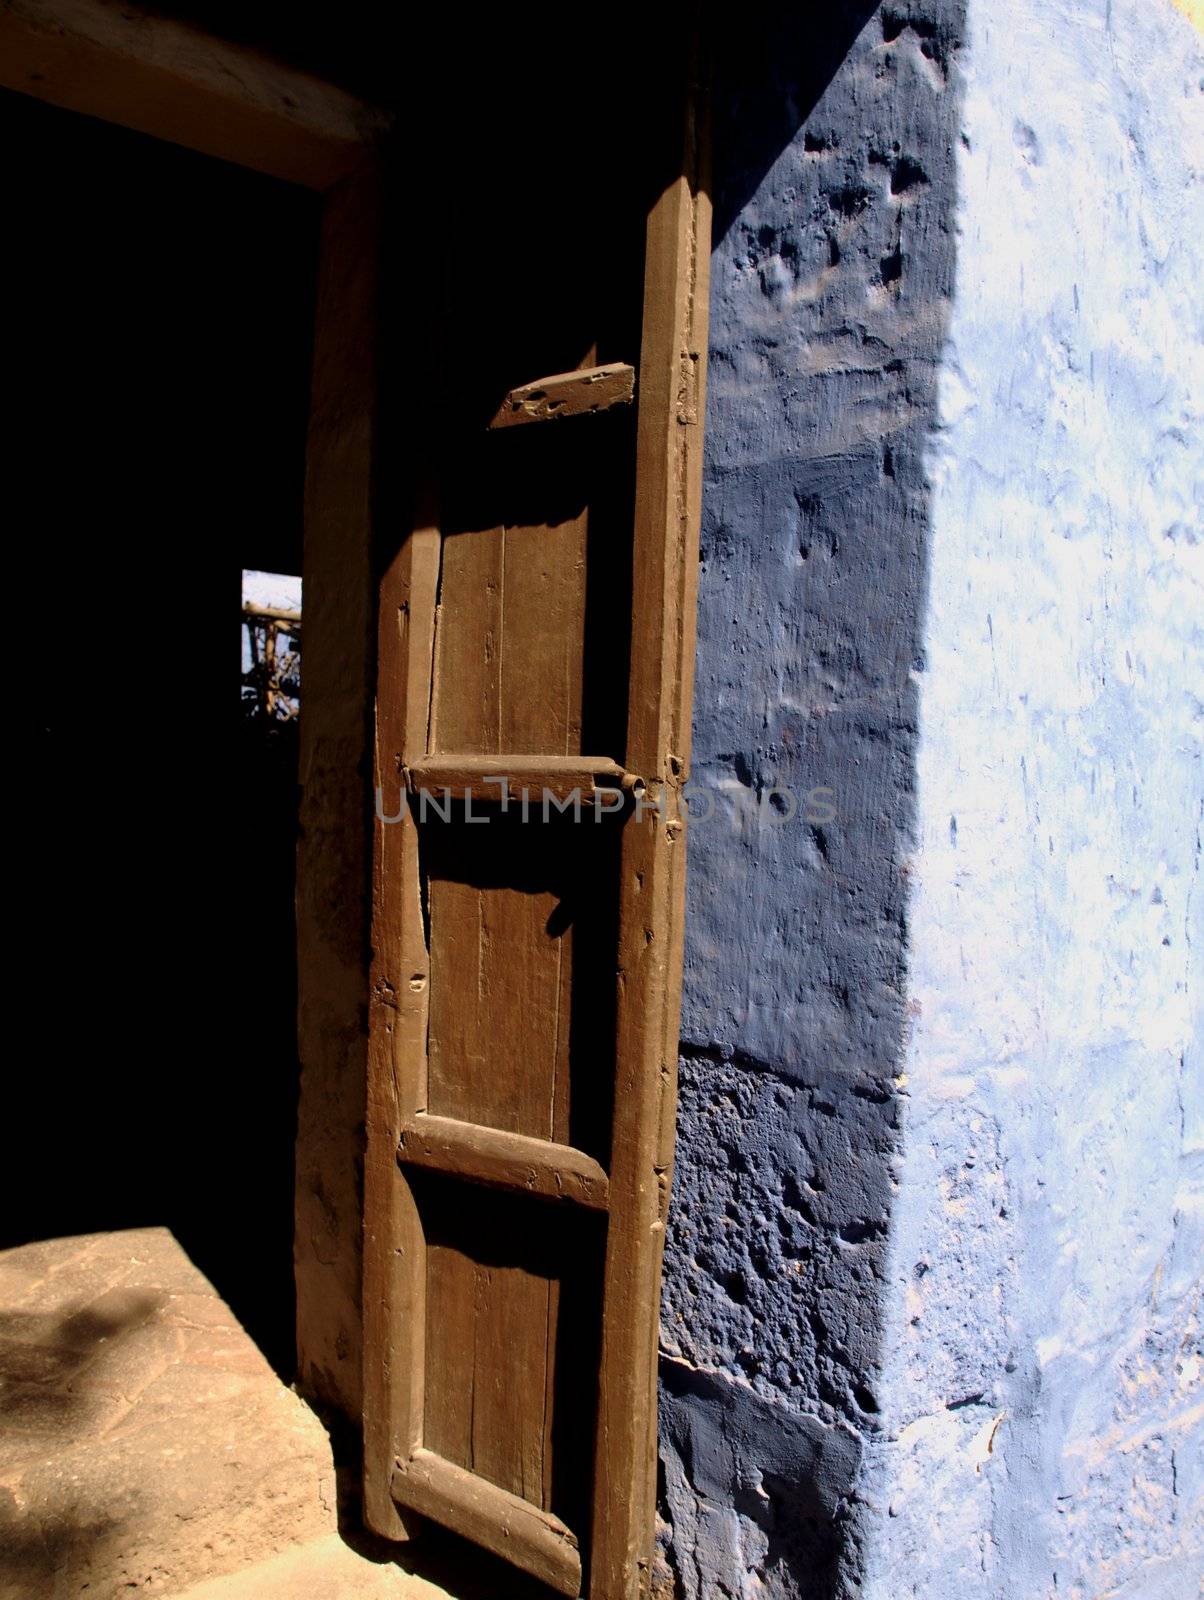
406 754 641 804
0 0 388 189
591 59 713 1600
489 363 635 429
392 1449 581 1597
410 1176 604 1536
295 159 380 1425
363 29 710 1597
398 1115 609 1210
420 809 621 1158
428 519 505 755
362 462 441 1537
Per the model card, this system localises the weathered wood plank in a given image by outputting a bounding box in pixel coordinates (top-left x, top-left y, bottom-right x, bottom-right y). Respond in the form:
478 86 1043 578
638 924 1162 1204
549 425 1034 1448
471 1261 550 1506
295 163 378 1431
362 504 441 1539
392 1449 581 1597
429 524 504 755
406 753 640 803
362 335 442 1552
422 1238 475 1471
0 0 388 190
590 54 712 1600
498 512 587 754
398 1115 610 1209
489 363 635 429
425 866 565 1137
419 1186 603 1531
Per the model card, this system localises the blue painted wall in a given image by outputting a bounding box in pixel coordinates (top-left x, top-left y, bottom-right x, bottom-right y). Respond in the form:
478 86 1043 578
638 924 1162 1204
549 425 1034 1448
661 3 1203 1595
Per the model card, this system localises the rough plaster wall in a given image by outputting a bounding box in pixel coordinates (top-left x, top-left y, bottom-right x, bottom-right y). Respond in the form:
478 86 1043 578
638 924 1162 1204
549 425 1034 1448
662 2 1202 1597
661 4 965 1594
863 3 1204 1597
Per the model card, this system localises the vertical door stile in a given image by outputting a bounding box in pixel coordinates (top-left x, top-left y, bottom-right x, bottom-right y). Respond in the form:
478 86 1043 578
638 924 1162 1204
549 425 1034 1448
363 478 441 1538
592 55 712 1600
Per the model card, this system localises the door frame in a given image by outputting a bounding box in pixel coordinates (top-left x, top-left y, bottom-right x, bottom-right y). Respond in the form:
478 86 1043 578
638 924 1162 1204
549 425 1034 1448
0 0 387 1433
2 13 716 1593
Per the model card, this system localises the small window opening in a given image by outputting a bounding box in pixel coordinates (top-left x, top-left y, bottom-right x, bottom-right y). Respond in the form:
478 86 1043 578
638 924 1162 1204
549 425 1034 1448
242 569 302 724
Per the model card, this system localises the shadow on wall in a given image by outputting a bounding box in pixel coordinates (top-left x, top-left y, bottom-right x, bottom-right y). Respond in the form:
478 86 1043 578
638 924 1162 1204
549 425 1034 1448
660 3 966 1596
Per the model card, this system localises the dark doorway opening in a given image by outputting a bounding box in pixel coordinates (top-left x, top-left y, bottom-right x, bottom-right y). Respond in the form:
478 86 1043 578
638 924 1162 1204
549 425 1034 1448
4 86 320 1379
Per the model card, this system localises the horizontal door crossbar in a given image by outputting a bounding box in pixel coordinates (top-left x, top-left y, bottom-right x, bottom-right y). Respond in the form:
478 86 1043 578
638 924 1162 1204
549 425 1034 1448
392 1449 582 1597
398 1114 609 1210
406 753 644 804
489 362 635 429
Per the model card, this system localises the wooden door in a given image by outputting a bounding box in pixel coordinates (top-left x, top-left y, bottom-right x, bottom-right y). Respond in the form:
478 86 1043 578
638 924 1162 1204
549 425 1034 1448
363 47 710 1600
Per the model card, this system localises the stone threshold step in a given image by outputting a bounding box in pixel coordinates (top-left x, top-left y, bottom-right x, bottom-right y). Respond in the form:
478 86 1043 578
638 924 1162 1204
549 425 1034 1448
169 1534 453 1600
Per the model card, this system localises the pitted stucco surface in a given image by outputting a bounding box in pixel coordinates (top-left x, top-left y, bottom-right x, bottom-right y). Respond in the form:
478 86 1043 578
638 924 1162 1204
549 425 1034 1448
663 2 1203 1596
662 5 964 1593
865 3 1204 1596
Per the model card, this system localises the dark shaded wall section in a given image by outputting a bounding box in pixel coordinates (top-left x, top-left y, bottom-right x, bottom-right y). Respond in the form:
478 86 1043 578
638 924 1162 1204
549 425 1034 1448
660 5 966 1595
3 88 318 1378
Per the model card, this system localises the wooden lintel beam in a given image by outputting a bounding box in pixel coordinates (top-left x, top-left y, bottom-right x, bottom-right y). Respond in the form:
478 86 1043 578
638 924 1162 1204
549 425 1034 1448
0 0 391 190
488 363 635 429
392 1450 582 1597
398 1114 610 1210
